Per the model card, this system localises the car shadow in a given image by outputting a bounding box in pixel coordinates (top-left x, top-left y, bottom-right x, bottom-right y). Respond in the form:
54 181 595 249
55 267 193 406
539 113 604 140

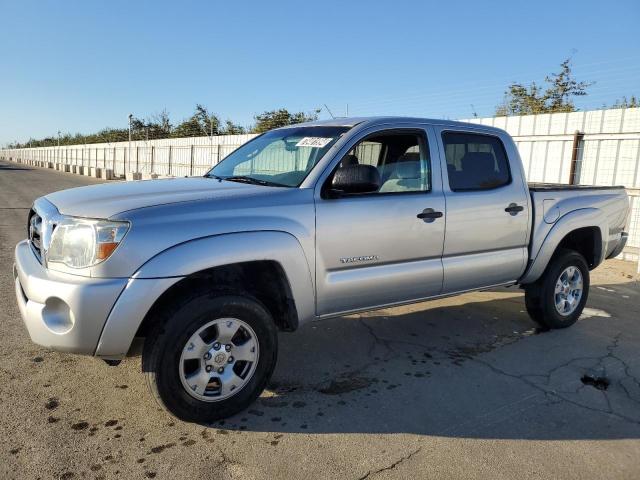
210 279 640 439
0 164 32 171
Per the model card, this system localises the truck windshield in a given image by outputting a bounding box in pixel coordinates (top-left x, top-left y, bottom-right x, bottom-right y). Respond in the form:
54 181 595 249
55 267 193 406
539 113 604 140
206 126 350 187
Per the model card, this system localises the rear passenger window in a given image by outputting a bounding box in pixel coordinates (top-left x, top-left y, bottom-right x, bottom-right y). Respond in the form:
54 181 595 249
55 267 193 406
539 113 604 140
442 132 510 191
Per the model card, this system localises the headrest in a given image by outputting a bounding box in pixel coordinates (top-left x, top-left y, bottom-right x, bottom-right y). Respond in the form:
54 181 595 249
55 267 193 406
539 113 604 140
460 152 495 174
339 154 359 168
332 164 381 193
395 161 420 179
398 152 420 162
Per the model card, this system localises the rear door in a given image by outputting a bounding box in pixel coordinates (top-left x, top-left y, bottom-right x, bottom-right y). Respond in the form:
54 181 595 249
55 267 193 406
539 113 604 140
314 125 446 316
435 128 529 292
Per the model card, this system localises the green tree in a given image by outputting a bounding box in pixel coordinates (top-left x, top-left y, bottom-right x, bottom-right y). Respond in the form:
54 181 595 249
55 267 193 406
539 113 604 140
126 113 171 142
172 104 221 138
171 117 202 138
221 120 246 135
6 104 311 148
252 108 320 133
194 104 220 136
495 58 593 116
610 95 639 109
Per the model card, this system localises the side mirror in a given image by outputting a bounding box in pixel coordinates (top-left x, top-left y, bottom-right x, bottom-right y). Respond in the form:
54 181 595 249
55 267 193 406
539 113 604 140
329 164 381 196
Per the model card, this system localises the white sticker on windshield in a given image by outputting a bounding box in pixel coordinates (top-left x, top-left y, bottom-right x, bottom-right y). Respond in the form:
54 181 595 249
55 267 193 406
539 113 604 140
295 137 333 148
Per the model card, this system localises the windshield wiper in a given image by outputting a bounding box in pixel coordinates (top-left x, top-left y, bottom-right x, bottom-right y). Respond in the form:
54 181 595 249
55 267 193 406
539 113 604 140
220 175 288 187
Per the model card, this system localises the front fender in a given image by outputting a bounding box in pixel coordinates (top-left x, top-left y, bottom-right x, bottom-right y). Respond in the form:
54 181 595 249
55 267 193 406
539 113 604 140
520 208 606 284
95 231 315 358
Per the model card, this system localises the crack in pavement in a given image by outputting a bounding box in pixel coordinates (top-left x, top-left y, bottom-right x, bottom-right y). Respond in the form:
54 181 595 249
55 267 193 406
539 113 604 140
432 333 640 438
307 314 542 397
468 333 640 427
357 316 396 358
356 447 422 480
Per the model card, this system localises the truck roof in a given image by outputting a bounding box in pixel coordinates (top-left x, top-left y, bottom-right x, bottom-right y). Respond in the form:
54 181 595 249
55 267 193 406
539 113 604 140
281 116 506 134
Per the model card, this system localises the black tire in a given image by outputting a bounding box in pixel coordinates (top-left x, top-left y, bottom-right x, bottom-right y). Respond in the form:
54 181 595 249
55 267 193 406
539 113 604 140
524 249 590 329
142 293 278 423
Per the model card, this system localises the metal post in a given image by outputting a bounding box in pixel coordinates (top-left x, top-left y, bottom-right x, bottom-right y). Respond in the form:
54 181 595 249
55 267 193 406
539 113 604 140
168 145 172 176
128 114 133 173
568 130 584 185
150 146 155 174
190 145 194 176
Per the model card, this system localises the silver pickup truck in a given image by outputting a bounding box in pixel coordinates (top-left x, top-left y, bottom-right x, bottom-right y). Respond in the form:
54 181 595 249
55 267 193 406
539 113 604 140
14 117 629 422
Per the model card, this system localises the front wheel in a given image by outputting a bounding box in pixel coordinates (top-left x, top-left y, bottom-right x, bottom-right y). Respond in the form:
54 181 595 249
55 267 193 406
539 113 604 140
524 249 590 329
142 293 278 423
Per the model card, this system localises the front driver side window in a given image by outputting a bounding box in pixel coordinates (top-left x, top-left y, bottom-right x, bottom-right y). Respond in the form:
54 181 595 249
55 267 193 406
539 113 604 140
336 132 431 194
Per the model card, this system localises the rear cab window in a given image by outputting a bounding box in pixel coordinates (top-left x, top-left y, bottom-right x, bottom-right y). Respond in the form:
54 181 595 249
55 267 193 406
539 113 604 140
442 132 511 191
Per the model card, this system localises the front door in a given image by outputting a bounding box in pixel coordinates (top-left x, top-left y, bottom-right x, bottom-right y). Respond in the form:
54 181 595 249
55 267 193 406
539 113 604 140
315 127 445 316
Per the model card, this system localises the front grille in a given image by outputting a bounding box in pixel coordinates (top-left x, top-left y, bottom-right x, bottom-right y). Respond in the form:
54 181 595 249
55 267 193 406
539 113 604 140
28 209 43 262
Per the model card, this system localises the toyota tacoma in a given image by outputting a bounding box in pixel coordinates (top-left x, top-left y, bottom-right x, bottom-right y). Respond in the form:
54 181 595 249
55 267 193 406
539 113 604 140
14 117 630 422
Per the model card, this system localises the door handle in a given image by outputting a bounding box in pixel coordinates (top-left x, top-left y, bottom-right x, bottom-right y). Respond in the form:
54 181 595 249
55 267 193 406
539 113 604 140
505 203 524 215
417 208 443 222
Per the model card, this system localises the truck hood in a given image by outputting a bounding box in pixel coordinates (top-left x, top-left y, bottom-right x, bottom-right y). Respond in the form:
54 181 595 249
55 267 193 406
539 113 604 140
44 177 276 218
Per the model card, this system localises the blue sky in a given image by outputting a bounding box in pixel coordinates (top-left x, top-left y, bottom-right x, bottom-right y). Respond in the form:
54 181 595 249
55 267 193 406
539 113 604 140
0 0 638 145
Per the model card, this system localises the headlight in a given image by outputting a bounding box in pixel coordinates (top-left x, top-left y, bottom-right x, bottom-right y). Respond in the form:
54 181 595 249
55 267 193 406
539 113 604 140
47 217 129 269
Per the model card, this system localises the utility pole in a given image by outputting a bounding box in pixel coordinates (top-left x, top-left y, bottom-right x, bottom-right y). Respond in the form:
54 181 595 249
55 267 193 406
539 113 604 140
128 113 133 173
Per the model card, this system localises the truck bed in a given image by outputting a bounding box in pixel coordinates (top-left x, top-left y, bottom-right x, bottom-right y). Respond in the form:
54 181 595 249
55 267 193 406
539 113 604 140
527 183 629 269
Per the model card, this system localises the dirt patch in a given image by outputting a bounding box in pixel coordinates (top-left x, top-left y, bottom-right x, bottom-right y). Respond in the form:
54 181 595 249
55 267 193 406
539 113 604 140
71 421 89 431
319 376 373 395
149 443 176 454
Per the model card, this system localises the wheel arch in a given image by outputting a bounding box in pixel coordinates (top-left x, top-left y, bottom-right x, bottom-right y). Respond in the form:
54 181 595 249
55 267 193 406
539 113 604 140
521 208 606 284
95 231 315 359
135 260 300 340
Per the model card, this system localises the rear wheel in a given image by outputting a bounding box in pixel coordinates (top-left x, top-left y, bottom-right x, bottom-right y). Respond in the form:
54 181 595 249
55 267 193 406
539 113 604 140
524 249 590 329
142 293 278 423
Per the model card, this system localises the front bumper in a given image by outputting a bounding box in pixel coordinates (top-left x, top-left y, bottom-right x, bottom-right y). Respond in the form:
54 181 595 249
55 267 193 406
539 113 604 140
13 240 128 354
